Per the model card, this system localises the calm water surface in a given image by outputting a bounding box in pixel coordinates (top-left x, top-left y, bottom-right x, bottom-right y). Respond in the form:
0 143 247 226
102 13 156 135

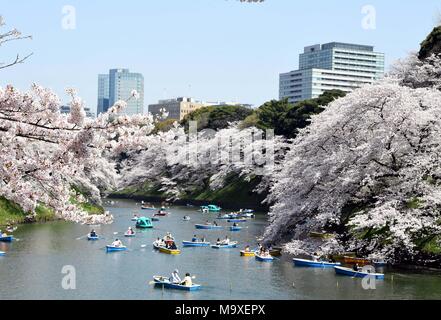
1 199 441 300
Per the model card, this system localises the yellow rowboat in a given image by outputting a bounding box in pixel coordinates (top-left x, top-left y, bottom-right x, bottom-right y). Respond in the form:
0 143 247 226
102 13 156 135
240 251 256 257
159 247 181 255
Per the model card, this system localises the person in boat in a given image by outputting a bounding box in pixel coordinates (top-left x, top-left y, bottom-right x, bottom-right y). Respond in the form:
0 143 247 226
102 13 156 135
205 220 212 226
167 241 178 250
170 270 181 284
192 235 198 242
90 230 97 237
112 239 123 248
245 245 251 252
127 227 135 235
181 273 193 287
353 263 360 272
213 221 219 227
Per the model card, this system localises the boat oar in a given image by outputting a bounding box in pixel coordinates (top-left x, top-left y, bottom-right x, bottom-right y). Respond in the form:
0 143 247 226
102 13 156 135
76 234 90 240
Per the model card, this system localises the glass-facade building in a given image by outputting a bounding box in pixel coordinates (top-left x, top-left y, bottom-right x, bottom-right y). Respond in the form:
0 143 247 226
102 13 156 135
97 69 144 116
280 42 385 103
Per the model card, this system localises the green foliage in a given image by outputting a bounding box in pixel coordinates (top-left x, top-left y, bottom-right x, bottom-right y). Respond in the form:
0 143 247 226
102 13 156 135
152 119 178 134
419 26 441 60
255 90 346 138
181 105 253 131
0 197 26 226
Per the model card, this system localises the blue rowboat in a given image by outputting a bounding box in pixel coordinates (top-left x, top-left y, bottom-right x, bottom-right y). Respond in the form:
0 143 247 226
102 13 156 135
334 266 385 280
182 241 211 247
0 236 14 243
106 245 128 253
227 219 247 223
242 209 254 214
153 276 201 292
293 258 341 268
216 215 232 220
0 251 5 256
230 226 243 232
211 242 238 249
255 254 274 262
87 235 100 241
195 224 223 230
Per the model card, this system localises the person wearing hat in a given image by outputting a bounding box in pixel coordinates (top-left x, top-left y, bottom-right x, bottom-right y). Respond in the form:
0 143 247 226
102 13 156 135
170 270 181 284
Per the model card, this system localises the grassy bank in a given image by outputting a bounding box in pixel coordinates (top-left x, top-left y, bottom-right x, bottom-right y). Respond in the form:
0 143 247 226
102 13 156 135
0 196 105 227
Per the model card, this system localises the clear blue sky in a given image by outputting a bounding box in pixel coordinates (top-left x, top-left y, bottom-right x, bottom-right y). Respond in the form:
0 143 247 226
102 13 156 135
1 0 440 113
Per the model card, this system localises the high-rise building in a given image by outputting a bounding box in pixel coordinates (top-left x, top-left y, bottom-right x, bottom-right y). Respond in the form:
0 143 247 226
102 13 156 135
97 74 110 115
97 69 144 116
279 42 385 104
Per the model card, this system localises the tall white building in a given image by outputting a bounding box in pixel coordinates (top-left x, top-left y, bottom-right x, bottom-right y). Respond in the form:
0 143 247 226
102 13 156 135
279 42 385 103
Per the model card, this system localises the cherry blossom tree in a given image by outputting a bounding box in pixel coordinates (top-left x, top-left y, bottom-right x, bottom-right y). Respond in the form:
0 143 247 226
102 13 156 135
264 55 441 261
0 84 154 224
117 123 288 202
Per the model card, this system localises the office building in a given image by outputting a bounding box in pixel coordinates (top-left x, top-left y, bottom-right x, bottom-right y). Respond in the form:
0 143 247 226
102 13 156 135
97 68 144 115
279 42 385 104
148 98 253 121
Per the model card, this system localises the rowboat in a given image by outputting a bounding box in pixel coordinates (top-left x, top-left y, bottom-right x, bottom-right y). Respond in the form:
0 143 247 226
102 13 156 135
159 246 181 255
136 217 153 229
293 258 341 268
151 217 160 222
154 212 169 217
227 219 247 223
211 242 238 249
141 206 156 211
124 233 136 238
195 224 223 230
153 276 201 291
0 236 14 243
0 251 5 256
239 213 255 218
230 226 243 231
240 251 256 257
242 209 254 214
106 245 128 252
182 241 211 247
343 256 371 266
255 254 274 262
87 235 99 241
216 215 232 220
334 266 385 280
183 216 191 221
